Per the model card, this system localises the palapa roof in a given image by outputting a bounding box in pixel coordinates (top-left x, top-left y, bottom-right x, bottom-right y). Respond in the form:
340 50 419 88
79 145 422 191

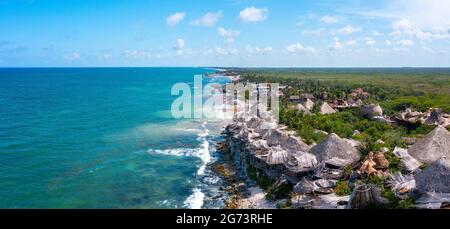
309 133 360 167
360 104 383 118
289 95 301 100
408 126 450 164
292 152 318 170
320 102 336 115
253 121 277 136
246 117 262 129
293 178 317 194
301 93 315 99
415 158 450 193
281 135 311 154
296 104 312 115
303 98 315 111
264 129 285 147
266 147 289 165
424 109 447 126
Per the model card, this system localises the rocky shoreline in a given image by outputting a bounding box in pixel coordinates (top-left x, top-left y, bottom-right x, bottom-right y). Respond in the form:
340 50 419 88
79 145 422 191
215 98 450 209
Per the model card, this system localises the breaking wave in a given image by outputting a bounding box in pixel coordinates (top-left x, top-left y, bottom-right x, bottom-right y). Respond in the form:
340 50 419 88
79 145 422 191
183 188 205 209
147 122 215 209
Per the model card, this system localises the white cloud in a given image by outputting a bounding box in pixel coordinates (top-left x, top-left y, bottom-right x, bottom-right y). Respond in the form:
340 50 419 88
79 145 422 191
215 47 238 55
97 54 112 60
192 11 222 27
124 50 150 59
63 52 80 60
239 6 268 22
167 12 186 27
367 1 450 42
346 40 358 45
392 18 412 30
397 39 414 46
246 45 273 55
390 26 450 41
217 27 240 43
286 42 316 54
372 31 384 36
385 40 392 46
329 37 345 51
365 37 377 46
338 25 361 35
302 28 326 36
174 38 185 55
176 38 185 49
393 0 450 30
320 15 338 24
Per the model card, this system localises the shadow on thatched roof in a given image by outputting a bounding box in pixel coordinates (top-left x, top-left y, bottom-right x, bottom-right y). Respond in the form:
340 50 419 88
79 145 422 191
309 133 360 167
415 158 450 193
408 126 450 164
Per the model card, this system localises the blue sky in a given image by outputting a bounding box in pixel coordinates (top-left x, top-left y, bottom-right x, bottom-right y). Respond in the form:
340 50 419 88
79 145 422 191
0 0 449 67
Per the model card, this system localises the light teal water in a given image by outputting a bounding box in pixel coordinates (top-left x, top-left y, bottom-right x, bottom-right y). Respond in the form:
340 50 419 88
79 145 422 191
0 68 229 208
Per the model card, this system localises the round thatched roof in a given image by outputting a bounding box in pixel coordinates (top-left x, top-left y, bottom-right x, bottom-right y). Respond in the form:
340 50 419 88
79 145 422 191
320 102 337 115
266 147 289 165
309 133 360 167
361 104 383 118
253 121 277 136
296 104 312 115
281 135 311 154
246 117 262 129
408 126 450 164
415 158 450 193
293 152 318 170
304 98 315 111
264 129 285 147
293 178 317 194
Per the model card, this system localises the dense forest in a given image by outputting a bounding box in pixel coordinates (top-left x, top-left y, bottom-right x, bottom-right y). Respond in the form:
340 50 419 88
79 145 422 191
237 68 450 114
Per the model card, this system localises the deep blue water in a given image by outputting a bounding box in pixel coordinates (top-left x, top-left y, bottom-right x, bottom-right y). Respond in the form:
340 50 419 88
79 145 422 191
0 68 229 208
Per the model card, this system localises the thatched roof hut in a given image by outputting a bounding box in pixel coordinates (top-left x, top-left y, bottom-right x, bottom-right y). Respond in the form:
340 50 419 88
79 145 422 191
289 95 301 103
253 121 277 136
281 135 311 154
309 133 360 167
246 117 262 129
263 129 285 147
296 104 312 115
303 98 315 111
360 104 383 118
320 102 336 115
393 147 422 172
293 152 318 169
293 178 317 194
424 109 446 126
408 126 450 164
266 147 289 165
415 158 450 193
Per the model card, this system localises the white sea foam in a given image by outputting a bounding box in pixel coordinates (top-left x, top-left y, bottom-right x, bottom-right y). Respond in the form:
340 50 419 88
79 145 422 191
147 121 216 209
183 187 205 209
147 148 200 157
196 140 210 175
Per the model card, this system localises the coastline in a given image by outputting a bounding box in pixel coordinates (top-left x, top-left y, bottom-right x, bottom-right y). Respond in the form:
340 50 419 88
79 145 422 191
210 71 450 209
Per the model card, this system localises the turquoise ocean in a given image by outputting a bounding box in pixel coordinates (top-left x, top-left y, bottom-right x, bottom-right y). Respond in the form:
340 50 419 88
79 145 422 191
0 68 230 208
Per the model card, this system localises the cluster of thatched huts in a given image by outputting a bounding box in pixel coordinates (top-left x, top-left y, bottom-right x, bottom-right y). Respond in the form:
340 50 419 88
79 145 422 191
223 100 450 209
396 108 450 127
